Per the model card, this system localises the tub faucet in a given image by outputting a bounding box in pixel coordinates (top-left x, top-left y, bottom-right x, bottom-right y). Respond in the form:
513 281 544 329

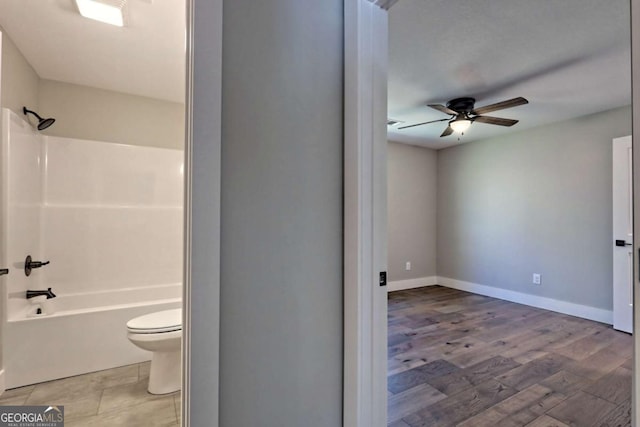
26 288 56 299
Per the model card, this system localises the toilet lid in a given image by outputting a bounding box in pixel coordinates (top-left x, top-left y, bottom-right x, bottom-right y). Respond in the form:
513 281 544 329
127 308 182 333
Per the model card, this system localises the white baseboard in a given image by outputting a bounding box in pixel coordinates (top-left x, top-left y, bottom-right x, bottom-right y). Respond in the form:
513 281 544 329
388 276 437 292
0 369 5 396
437 277 613 325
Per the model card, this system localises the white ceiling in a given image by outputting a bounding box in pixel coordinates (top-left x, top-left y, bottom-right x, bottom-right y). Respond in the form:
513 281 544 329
0 0 186 103
387 0 631 149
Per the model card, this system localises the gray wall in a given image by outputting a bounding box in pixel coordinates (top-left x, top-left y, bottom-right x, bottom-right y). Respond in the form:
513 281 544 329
437 106 631 310
388 141 437 281
39 80 184 149
218 0 343 426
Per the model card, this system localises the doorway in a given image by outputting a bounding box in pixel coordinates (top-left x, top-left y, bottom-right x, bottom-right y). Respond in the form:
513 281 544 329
383 0 633 425
0 2 187 424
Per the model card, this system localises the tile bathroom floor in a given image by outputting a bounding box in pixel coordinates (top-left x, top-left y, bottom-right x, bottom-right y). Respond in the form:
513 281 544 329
0 361 180 426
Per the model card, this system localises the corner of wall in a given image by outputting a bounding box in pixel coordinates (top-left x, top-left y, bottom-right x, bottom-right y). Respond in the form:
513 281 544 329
0 29 40 115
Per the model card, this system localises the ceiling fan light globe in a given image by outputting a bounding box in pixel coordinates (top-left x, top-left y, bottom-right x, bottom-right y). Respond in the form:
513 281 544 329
450 119 471 133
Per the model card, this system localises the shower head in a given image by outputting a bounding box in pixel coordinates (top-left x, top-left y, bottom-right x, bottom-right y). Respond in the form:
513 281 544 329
22 107 56 131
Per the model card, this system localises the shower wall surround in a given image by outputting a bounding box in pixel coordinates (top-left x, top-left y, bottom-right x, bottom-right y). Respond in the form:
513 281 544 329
2 109 44 318
2 109 184 319
42 136 184 294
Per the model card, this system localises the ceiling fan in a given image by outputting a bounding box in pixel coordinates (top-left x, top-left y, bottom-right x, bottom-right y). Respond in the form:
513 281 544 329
399 96 529 137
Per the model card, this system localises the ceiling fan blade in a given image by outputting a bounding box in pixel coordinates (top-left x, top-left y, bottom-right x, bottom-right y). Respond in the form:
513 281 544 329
428 104 457 116
473 116 519 127
398 118 449 130
440 125 454 137
471 97 528 115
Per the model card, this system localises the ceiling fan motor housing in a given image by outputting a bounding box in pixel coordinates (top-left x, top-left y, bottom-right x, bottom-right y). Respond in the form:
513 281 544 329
446 97 476 114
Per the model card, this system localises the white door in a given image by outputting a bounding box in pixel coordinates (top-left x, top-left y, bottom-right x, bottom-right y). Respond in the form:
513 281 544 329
613 135 633 333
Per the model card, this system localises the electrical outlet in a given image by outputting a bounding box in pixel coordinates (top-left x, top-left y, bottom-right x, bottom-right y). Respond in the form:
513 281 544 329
405 261 411 271
532 273 541 285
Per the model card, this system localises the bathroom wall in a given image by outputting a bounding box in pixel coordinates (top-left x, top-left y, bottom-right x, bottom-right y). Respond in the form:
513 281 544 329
42 136 184 296
0 30 39 116
39 80 185 149
0 26 184 150
3 109 184 319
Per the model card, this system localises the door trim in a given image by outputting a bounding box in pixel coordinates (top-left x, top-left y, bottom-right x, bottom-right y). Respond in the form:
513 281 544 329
182 0 223 426
344 1 389 426
631 2 640 426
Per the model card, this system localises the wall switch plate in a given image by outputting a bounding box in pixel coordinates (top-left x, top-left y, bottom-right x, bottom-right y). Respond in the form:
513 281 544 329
379 271 387 287
533 273 541 285
405 261 411 271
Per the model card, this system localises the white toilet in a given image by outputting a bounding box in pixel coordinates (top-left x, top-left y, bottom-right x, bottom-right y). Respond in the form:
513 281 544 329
127 308 182 394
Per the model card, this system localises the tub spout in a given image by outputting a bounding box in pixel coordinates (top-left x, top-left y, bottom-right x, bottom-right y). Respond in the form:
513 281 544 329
26 288 56 299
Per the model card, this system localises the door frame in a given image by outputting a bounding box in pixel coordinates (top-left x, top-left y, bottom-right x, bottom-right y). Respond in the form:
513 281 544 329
344 1 389 426
347 1 640 426
182 0 223 425
632 2 640 426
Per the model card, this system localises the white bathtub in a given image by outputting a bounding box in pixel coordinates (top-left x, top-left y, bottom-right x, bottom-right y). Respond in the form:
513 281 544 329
4 284 181 389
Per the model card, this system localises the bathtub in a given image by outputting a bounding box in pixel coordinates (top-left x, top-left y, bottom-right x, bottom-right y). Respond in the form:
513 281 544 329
4 283 181 389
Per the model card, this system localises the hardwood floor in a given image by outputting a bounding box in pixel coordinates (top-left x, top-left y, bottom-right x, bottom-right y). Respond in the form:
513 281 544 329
387 286 632 427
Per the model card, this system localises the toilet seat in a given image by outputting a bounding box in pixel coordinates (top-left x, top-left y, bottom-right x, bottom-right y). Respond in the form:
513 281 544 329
127 308 182 334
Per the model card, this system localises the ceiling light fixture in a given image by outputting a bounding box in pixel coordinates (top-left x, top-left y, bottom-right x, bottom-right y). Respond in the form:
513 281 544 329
450 118 471 134
75 0 127 27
